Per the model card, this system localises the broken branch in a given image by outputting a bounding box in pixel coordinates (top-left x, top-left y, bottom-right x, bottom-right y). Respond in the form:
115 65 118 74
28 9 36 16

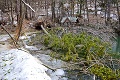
41 25 51 37
22 0 35 12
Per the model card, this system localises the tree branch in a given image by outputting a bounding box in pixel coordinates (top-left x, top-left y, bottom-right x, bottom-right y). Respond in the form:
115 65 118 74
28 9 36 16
22 0 35 12
41 25 51 37
0 25 19 49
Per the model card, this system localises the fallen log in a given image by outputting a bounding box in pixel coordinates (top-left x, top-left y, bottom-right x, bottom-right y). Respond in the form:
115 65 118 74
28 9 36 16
41 25 51 37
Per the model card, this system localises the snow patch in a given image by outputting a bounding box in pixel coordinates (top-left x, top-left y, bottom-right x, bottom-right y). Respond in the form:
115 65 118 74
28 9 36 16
22 40 38 51
48 69 67 80
64 3 69 8
0 49 51 80
0 35 10 41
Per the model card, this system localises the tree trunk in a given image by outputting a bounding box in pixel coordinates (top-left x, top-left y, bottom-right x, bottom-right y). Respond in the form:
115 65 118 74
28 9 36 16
85 0 89 24
106 0 111 26
79 0 82 16
60 0 64 17
25 0 28 19
10 0 14 29
51 0 55 22
116 0 120 29
45 0 48 17
95 0 97 16
15 0 23 41
71 0 74 16
16 0 19 22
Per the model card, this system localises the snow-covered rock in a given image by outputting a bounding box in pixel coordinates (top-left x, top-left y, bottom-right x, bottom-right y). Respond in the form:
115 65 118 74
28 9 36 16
0 49 51 80
97 11 102 14
48 69 67 80
22 40 38 51
13 21 17 26
54 69 65 76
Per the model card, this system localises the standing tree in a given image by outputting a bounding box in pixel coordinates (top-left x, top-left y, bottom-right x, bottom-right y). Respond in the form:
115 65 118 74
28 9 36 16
25 0 28 19
116 0 120 29
85 0 89 24
70 0 74 16
51 0 56 22
10 0 14 28
106 0 111 26
14 0 23 41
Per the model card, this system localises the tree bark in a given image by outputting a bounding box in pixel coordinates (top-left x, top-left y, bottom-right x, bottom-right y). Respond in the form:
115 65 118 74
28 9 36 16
106 0 111 26
15 0 23 41
51 0 55 22
85 0 89 24
116 0 120 29
10 0 14 29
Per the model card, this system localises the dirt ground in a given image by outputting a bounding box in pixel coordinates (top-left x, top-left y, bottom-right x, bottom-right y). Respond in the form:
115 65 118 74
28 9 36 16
0 19 35 34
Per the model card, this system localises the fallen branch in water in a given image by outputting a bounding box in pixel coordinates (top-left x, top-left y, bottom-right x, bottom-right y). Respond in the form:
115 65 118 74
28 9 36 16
41 25 51 37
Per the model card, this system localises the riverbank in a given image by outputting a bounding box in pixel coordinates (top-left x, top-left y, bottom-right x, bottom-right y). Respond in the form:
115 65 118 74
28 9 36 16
0 34 68 80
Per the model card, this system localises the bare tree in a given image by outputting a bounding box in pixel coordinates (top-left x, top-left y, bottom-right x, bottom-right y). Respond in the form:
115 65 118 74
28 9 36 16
10 0 14 28
85 0 89 24
106 0 111 26
116 0 120 29
14 0 23 41
51 0 55 22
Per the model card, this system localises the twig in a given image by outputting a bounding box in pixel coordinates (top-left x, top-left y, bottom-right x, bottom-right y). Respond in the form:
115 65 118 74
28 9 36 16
42 63 56 71
110 57 115 69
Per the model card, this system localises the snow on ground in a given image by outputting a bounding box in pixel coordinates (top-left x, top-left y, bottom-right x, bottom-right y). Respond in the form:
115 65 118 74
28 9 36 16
24 43 39 51
20 35 39 51
48 69 67 80
0 35 10 41
0 46 67 80
0 42 11 51
32 53 68 80
0 49 51 80
0 34 67 80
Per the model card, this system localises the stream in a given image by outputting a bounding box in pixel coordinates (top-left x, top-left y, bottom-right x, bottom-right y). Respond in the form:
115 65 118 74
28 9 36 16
0 30 119 80
23 30 120 80
112 35 120 53
22 34 97 80
30 47 96 80
115 36 120 53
